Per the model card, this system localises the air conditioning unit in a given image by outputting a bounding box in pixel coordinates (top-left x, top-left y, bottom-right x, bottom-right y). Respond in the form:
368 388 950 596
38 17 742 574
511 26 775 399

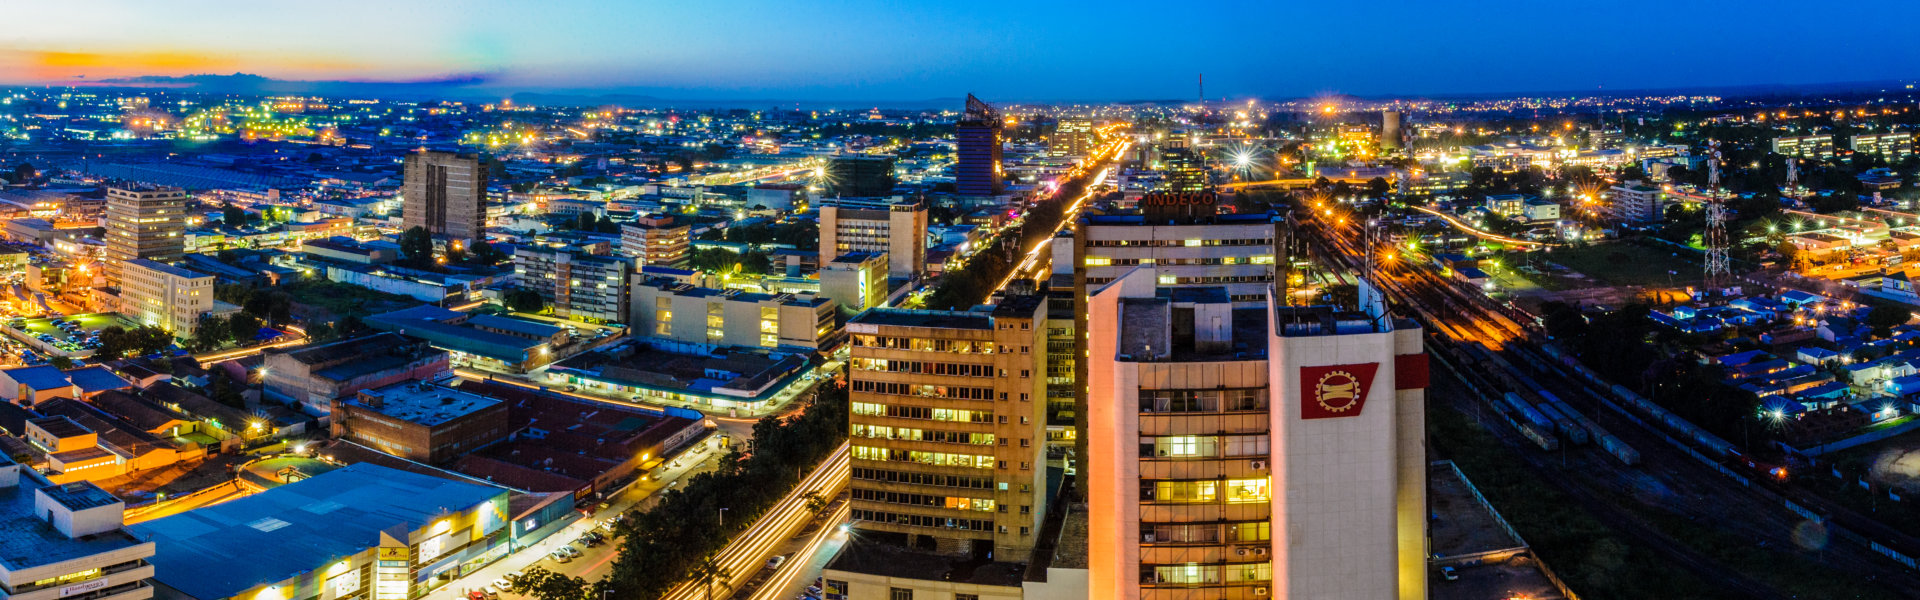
1235 547 1249 556
1253 587 1270 596
1253 547 1269 556
1143 532 1156 543
1250 460 1267 470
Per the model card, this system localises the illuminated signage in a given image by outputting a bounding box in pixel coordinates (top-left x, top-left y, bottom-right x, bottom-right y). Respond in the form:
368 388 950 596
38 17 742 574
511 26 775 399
60 580 108 598
35 569 101 588
1139 192 1220 223
1300 363 1380 419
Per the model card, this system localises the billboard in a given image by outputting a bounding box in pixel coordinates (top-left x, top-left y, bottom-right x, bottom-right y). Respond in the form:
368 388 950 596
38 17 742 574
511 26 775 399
1299 363 1380 419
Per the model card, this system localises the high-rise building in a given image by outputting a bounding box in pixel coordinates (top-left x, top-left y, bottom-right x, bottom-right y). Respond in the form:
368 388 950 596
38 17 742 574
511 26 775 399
824 155 898 198
513 245 633 323
1157 147 1208 193
1050 117 1095 158
103 184 186 287
819 197 927 279
1085 269 1429 600
846 295 1049 559
402 150 487 243
956 94 1005 197
1381 110 1403 150
620 215 691 268
1072 208 1281 489
120 258 212 338
0 457 157 600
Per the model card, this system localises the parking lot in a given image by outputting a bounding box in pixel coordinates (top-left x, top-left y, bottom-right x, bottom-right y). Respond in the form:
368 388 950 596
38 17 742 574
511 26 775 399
5 312 137 361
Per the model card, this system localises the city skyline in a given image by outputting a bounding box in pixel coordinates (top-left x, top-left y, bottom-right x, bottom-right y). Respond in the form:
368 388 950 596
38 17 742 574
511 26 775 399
7 0 1920 102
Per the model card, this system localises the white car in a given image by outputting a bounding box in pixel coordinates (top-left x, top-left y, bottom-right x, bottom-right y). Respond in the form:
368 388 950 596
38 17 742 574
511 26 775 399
491 578 513 593
765 555 787 570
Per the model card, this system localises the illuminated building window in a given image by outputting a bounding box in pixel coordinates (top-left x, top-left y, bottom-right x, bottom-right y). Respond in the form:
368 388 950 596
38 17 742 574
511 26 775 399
1224 478 1270 503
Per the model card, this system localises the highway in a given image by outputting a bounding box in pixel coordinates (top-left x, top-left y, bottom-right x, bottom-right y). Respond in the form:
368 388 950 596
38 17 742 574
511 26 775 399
984 135 1130 295
656 443 849 600
1296 202 1920 597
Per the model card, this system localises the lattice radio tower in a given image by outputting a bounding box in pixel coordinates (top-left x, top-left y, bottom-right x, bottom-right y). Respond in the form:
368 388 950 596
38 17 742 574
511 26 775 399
1704 141 1731 294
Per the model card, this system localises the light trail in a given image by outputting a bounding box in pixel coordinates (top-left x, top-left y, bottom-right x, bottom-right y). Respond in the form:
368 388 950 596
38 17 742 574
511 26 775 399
659 444 849 600
748 502 850 600
986 139 1129 295
1408 205 1559 247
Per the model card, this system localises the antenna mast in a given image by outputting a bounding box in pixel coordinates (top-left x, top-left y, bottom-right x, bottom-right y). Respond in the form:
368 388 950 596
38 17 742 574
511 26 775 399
1704 141 1730 294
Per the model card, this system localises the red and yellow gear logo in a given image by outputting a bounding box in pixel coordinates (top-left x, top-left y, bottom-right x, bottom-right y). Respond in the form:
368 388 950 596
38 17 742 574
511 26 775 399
1314 370 1363 413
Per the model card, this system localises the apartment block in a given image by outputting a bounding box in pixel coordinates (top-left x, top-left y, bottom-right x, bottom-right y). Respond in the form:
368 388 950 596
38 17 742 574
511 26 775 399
846 295 1048 560
619 215 691 268
513 245 633 323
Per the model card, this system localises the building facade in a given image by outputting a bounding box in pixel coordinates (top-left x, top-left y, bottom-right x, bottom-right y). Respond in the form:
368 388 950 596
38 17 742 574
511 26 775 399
619 215 691 269
103 185 187 287
820 252 890 316
513 245 633 323
1085 270 1428 600
1853 131 1914 160
846 296 1049 560
629 277 840 351
262 333 451 415
825 155 898 198
819 198 927 279
956 94 1005 197
1772 135 1835 159
1607 182 1670 224
331 380 510 464
120 259 212 338
402 150 487 243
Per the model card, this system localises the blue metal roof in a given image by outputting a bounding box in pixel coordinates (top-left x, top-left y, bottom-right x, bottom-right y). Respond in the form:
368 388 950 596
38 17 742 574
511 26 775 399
3 365 70 391
132 463 506 600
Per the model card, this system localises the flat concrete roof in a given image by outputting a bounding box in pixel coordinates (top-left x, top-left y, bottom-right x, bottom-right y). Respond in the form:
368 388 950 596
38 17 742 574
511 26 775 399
354 381 501 427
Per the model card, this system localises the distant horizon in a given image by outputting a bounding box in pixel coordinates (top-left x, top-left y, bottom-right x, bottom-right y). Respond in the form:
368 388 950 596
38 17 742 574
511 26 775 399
10 71 1918 110
7 1 1919 103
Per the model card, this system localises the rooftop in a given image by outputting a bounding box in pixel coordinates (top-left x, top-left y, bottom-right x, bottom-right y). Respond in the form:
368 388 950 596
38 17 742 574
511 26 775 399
124 258 209 280
0 466 141 571
826 537 1027 589
849 307 993 330
465 314 562 338
351 380 502 427
131 463 506 600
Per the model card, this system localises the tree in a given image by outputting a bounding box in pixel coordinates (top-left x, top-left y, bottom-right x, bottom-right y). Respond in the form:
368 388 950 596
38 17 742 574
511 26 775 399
208 371 246 409
399 226 435 267
10 163 36 183
504 288 547 313
95 326 173 360
189 315 229 352
513 567 587 600
1868 305 1910 338
228 313 263 345
688 554 731 600
222 203 247 226
48 356 73 369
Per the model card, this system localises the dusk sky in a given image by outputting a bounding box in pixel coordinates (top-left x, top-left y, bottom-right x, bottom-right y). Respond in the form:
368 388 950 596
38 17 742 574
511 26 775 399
6 0 1919 101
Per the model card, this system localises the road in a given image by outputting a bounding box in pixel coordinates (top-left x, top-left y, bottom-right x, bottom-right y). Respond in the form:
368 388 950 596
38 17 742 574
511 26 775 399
1297 202 1920 597
657 443 850 600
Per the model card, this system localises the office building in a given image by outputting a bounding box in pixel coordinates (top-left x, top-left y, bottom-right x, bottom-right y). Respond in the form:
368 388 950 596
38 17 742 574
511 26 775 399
0 457 157 600
1085 269 1429 600
1853 131 1913 160
820 252 890 316
133 463 509 600
103 185 187 287
819 197 927 279
120 259 212 338
1607 182 1670 224
402 150 487 243
1157 147 1208 193
262 333 451 415
513 245 633 323
824 155 898 198
630 276 840 351
1050 117 1095 158
956 94 1005 197
845 295 1048 560
331 379 510 464
619 215 691 268
1772 135 1835 159
364 306 566 374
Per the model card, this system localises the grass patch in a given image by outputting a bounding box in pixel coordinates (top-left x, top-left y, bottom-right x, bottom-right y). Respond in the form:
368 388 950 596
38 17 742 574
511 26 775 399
1531 242 1699 288
280 279 417 319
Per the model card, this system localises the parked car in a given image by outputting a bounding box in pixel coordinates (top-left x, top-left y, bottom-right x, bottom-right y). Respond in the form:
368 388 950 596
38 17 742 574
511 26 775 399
548 550 572 563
